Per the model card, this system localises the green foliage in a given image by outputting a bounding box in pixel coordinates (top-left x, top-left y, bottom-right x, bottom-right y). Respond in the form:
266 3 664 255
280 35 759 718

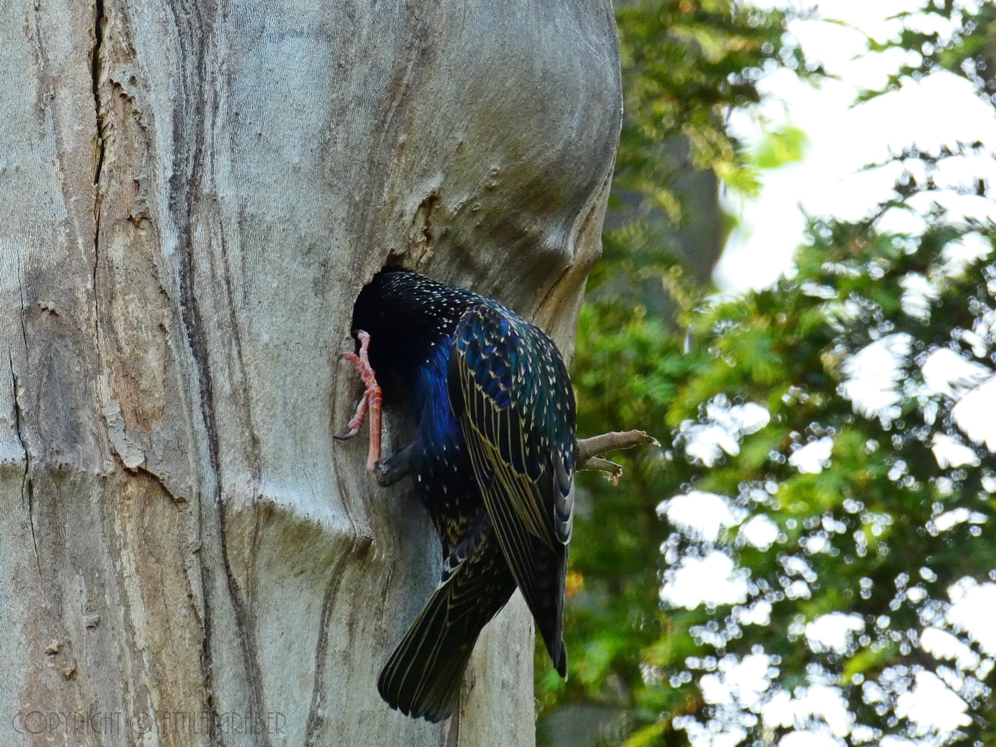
588 0 815 311
752 125 809 171
614 0 807 207
539 1 996 745
864 1 996 106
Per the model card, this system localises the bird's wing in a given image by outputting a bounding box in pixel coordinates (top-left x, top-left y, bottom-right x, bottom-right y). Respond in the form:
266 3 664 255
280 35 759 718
447 303 575 670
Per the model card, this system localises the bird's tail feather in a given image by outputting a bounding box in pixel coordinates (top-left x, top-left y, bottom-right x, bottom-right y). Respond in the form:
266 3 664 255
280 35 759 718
379 520 516 722
378 589 476 722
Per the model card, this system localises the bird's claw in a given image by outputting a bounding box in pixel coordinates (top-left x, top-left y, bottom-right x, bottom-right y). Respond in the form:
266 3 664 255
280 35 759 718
339 330 383 473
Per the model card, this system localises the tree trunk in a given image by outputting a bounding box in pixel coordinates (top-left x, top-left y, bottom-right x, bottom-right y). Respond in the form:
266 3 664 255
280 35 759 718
0 1 620 744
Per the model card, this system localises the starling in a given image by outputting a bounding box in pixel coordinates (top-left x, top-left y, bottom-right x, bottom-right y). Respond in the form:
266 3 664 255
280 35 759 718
340 268 576 722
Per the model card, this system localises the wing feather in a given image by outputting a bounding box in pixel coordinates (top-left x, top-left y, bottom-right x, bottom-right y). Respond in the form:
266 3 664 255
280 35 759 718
447 303 575 673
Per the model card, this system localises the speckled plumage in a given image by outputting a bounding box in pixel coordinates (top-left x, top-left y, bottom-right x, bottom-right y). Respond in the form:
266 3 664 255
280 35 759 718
351 268 576 722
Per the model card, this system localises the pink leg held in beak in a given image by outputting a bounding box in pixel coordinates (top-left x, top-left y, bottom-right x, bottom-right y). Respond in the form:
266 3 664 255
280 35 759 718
338 330 383 474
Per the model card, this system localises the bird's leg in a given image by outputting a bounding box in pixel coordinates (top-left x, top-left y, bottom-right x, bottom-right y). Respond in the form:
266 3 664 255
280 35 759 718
337 330 383 474
374 443 415 488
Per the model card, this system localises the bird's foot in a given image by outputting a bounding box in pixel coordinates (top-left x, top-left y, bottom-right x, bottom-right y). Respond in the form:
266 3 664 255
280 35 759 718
337 330 382 474
374 444 415 488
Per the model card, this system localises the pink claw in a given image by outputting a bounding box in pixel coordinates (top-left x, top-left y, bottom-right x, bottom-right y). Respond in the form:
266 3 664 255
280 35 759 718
339 330 383 474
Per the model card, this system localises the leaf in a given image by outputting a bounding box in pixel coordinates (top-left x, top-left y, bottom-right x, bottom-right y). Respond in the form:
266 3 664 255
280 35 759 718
753 125 809 170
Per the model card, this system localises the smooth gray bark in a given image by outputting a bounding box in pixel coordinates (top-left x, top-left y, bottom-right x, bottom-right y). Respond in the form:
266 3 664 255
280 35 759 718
0 1 621 744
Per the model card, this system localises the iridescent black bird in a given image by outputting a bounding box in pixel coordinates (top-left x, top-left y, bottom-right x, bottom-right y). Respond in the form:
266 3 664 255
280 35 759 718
340 268 576 722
